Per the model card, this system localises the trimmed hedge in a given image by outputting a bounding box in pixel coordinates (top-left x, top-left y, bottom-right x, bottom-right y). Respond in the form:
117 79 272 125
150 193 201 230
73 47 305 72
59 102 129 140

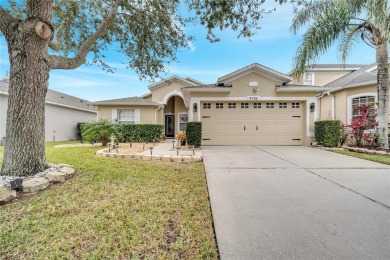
314 120 341 147
186 122 202 147
121 124 163 142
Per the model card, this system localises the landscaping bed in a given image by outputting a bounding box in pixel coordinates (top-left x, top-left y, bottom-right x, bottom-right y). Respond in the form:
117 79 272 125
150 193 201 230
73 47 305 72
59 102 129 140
0 142 217 258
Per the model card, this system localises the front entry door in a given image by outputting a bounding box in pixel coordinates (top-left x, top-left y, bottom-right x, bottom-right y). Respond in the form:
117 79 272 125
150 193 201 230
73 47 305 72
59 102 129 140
165 115 174 137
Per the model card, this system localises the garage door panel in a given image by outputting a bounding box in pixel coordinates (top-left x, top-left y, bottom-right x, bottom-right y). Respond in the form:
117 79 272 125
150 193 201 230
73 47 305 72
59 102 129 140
201 101 303 145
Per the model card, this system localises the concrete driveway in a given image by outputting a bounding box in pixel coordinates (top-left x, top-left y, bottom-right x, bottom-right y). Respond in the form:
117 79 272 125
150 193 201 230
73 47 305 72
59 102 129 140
202 146 390 260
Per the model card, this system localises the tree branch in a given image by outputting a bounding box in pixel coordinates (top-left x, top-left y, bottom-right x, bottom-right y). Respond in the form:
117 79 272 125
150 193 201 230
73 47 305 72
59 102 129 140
48 0 120 70
0 5 18 36
49 23 66 51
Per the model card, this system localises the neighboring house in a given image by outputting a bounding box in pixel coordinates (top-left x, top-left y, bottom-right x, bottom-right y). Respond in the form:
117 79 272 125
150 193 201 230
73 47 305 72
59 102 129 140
0 78 97 142
93 62 389 146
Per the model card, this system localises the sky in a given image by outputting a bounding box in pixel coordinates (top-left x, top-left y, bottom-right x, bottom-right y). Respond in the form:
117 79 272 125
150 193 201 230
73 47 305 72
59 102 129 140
0 1 376 102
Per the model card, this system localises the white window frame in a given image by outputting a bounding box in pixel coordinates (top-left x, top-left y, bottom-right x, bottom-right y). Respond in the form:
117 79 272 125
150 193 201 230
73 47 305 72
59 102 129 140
347 93 377 124
266 102 274 108
117 109 140 124
304 72 314 85
178 113 188 131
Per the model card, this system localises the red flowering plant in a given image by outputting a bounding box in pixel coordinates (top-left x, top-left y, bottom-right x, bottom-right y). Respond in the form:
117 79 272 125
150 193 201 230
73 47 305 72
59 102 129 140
348 104 378 146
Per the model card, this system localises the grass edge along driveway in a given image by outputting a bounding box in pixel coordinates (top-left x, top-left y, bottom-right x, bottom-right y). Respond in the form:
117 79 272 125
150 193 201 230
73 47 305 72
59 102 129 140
0 142 218 259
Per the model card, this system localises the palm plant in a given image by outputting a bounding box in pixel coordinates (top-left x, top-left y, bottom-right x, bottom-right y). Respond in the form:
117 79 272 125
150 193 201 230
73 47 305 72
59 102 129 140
82 119 123 146
290 0 390 149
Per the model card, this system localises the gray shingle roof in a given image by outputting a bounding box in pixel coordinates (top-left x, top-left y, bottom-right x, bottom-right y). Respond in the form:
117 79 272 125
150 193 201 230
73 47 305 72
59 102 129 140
0 78 97 112
92 96 162 106
306 64 365 69
325 63 377 90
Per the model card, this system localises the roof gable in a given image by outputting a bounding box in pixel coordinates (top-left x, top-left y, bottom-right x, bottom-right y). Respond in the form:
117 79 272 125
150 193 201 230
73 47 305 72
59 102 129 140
218 63 292 84
148 76 201 91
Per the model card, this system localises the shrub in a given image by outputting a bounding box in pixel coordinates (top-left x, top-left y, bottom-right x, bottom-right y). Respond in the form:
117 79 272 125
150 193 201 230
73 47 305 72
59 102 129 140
82 119 123 146
76 122 87 140
186 122 202 147
314 120 341 147
121 124 163 142
348 104 378 146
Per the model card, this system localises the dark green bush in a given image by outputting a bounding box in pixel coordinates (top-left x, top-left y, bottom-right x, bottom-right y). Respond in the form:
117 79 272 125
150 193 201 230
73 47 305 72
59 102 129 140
314 120 341 147
76 122 87 140
122 124 163 142
186 122 202 147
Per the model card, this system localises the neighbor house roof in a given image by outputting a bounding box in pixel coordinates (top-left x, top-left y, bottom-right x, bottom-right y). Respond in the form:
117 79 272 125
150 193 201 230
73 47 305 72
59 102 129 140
92 96 162 106
0 78 97 113
218 63 292 84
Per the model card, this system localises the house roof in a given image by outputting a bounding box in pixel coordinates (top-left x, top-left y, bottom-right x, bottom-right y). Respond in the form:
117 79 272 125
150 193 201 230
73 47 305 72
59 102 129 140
218 63 292 84
325 63 378 93
305 64 365 70
92 96 162 106
147 76 201 91
277 84 331 92
287 64 365 75
0 78 97 113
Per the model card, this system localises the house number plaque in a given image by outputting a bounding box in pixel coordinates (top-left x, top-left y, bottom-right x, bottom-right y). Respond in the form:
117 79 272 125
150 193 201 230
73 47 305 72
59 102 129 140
247 96 260 100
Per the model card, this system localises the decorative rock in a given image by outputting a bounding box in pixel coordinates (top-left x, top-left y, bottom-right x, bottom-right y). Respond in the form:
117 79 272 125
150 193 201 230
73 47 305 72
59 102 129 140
60 166 75 175
161 155 172 162
143 155 152 161
152 155 161 161
132 154 140 160
0 185 16 204
182 156 192 163
171 156 183 163
23 178 50 193
192 155 203 162
46 171 67 183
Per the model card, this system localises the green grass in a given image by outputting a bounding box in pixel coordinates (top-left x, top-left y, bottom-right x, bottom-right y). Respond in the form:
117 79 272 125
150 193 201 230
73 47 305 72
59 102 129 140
331 149 390 165
0 142 218 259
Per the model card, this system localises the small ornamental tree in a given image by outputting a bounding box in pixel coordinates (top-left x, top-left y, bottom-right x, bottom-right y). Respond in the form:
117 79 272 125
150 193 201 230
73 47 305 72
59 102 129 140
82 119 123 146
348 104 378 146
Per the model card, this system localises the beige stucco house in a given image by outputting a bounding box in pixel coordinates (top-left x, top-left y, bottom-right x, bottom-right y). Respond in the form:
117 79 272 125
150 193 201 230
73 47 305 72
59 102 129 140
93 62 389 146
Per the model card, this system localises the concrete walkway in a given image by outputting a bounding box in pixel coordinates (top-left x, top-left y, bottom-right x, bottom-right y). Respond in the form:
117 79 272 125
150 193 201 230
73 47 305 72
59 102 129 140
203 146 390 259
141 139 201 157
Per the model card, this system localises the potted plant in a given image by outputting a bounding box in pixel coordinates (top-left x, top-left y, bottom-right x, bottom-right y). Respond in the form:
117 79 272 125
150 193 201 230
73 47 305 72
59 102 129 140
176 131 186 146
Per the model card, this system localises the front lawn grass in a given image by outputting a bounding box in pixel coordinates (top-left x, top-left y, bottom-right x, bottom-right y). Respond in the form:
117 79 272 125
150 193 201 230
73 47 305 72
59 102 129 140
0 142 218 259
331 149 390 165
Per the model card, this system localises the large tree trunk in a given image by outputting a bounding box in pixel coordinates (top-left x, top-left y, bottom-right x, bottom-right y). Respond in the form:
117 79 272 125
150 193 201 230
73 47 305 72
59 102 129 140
376 41 389 149
1 0 52 176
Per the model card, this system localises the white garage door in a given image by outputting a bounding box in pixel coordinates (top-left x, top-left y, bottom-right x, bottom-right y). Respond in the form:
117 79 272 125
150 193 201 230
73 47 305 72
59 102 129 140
201 101 303 145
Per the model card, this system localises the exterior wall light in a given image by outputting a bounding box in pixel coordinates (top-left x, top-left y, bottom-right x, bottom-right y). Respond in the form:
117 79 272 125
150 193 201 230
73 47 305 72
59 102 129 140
310 102 315 112
193 103 198 112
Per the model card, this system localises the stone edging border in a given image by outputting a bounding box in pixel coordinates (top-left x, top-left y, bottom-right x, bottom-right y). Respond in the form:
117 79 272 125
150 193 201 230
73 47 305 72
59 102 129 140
95 148 203 163
341 146 390 155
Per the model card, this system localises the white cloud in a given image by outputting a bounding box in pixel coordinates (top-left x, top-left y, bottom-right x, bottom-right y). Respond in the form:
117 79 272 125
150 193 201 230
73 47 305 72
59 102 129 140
187 41 196 52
